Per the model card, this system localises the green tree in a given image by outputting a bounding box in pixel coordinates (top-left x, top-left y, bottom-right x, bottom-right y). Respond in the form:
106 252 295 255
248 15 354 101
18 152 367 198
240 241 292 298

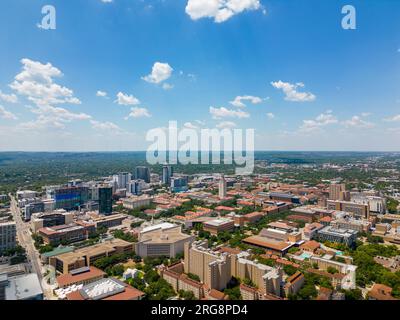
179 290 196 300
343 289 363 300
283 264 297 276
327 266 338 274
187 273 201 282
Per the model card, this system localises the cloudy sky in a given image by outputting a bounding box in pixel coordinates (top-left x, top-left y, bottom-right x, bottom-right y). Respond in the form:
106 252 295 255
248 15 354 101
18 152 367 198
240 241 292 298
0 0 399 151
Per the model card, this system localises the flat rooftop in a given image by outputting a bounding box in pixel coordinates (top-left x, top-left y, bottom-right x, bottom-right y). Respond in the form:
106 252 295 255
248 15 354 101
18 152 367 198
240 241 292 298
57 266 106 288
141 222 176 233
5 273 43 300
319 226 358 237
243 235 294 252
204 218 234 227
53 238 133 264
67 278 144 300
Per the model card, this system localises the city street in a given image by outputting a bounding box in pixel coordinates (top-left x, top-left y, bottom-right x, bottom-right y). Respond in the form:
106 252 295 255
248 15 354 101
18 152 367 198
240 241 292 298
9 194 53 299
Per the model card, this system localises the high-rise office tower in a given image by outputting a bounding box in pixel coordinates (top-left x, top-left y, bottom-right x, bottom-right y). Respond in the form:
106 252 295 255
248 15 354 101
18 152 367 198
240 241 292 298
219 175 227 199
128 179 145 195
170 176 189 193
162 165 174 185
115 172 131 189
134 166 151 183
99 186 113 215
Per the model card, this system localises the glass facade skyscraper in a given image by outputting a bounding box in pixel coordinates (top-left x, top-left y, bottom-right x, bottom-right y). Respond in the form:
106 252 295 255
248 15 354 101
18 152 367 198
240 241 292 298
134 166 151 183
99 186 113 215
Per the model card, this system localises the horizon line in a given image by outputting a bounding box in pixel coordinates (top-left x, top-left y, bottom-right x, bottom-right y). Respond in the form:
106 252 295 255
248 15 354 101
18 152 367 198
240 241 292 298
0 150 400 153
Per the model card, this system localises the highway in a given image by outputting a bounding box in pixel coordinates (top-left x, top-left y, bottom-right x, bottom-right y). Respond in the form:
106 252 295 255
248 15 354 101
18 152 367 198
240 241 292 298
9 194 53 299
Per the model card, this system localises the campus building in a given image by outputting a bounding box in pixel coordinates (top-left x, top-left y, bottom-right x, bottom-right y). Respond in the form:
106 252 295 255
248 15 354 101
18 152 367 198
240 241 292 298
283 271 305 297
135 223 194 258
49 238 134 274
121 195 153 210
331 217 371 233
31 210 74 233
309 256 357 290
56 266 106 288
38 223 95 246
66 277 144 300
203 218 235 235
327 200 369 219
316 226 358 246
184 241 282 296
89 213 126 229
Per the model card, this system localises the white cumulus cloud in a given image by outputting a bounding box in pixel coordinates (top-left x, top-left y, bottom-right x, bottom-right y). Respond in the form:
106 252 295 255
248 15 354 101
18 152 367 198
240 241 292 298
162 83 174 90
184 122 199 129
230 95 263 108
266 112 275 119
0 105 17 120
300 111 338 132
185 0 261 23
9 59 91 130
126 107 151 119
271 80 316 102
96 90 108 98
0 90 18 104
142 62 173 84
384 114 400 122
343 115 375 129
210 106 250 119
115 92 140 106
10 58 82 108
90 120 121 132
216 121 236 129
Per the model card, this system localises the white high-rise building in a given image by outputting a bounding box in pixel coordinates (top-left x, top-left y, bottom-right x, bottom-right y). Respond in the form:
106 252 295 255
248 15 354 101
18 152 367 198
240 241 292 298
113 172 131 189
219 175 227 199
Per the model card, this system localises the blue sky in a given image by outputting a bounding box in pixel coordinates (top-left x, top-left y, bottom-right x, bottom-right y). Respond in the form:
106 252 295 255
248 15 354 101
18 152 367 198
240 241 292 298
0 0 399 151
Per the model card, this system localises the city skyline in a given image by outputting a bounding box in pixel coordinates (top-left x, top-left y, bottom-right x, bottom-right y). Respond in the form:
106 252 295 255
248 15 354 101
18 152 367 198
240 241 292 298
0 0 399 152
